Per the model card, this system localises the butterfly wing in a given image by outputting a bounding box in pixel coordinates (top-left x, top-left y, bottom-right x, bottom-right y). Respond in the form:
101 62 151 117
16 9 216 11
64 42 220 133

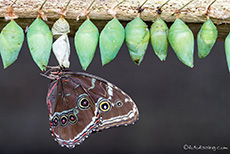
46 77 100 148
65 72 139 131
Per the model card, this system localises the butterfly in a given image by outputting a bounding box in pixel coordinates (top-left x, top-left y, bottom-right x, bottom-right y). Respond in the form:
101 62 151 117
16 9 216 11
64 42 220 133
42 66 139 148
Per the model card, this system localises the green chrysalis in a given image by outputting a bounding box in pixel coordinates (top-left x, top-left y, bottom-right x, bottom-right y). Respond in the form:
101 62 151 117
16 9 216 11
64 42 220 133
197 19 217 59
74 19 99 70
0 20 24 68
125 17 150 65
99 18 125 65
168 19 194 68
225 32 230 73
150 17 168 61
27 18 53 71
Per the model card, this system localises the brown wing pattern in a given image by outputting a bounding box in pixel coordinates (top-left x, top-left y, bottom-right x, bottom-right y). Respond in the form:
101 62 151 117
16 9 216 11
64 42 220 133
46 70 139 148
65 72 139 131
46 77 100 148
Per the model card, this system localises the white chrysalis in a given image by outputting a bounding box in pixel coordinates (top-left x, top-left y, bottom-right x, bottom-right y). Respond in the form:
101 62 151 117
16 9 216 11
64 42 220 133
52 34 70 68
52 17 71 68
52 17 70 38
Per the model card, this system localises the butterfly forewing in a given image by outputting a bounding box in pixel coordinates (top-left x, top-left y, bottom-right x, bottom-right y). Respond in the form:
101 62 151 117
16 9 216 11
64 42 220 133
46 77 99 148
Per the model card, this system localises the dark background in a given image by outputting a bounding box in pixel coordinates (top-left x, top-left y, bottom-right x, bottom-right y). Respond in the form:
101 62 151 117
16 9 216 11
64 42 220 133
0 35 230 154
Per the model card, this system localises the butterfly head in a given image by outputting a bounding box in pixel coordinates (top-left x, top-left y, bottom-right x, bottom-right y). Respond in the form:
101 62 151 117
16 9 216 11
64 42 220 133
40 66 68 80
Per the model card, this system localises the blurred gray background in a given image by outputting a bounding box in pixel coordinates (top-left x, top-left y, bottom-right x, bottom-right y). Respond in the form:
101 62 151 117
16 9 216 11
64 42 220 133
0 36 230 154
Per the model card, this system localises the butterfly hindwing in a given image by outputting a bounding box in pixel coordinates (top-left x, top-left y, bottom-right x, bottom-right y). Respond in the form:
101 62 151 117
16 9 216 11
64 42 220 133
46 77 100 148
65 72 139 131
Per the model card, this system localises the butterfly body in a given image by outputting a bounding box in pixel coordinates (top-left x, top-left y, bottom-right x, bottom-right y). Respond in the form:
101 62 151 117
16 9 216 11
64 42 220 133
45 68 139 148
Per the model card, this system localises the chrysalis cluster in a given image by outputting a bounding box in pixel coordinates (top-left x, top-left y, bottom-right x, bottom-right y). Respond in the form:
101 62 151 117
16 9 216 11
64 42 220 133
52 16 71 68
4 0 230 73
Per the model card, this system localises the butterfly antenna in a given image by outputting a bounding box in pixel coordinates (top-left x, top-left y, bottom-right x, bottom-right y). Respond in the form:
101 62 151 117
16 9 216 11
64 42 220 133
40 65 62 79
44 65 61 69
40 73 56 80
